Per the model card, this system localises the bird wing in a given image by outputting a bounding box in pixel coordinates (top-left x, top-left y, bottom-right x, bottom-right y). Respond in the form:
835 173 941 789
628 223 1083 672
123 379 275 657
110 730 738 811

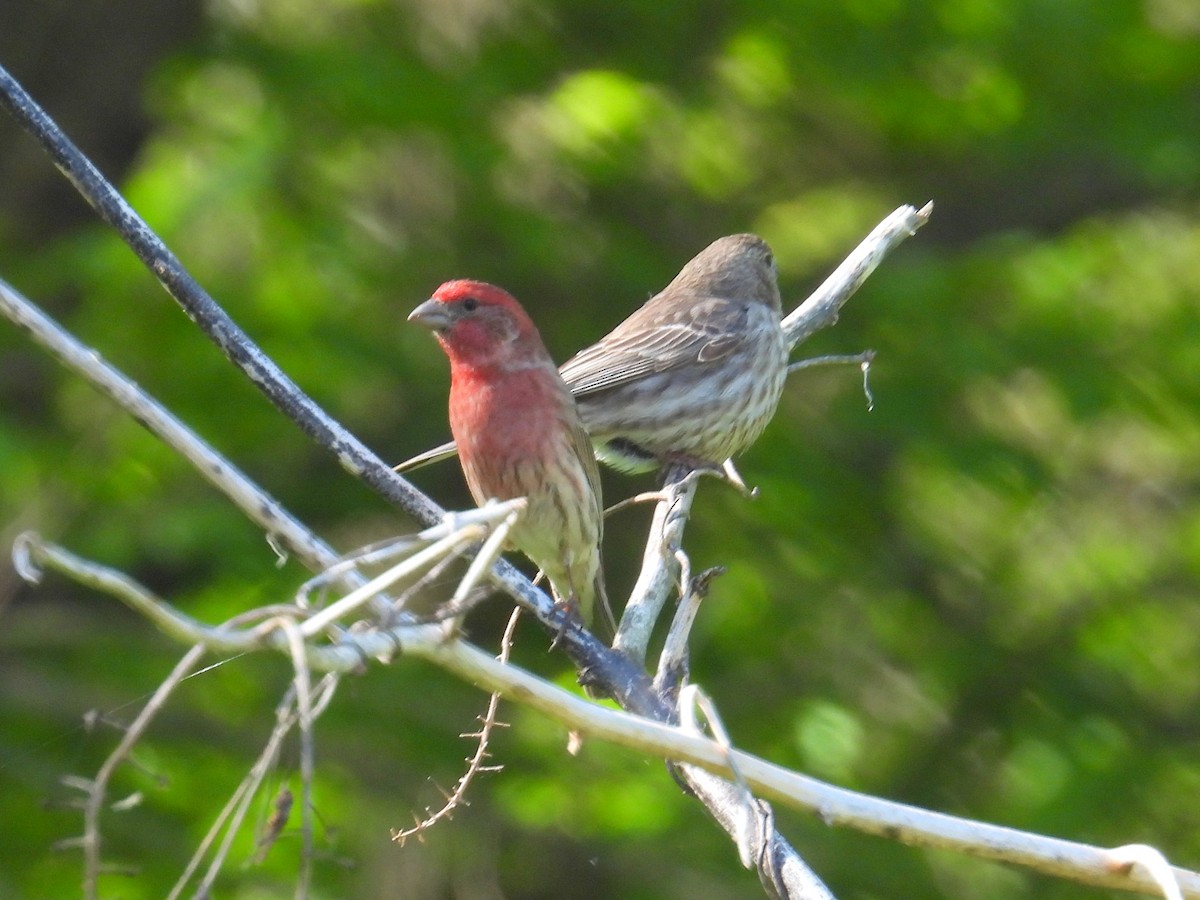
567 406 615 633
570 412 605 532
559 296 749 396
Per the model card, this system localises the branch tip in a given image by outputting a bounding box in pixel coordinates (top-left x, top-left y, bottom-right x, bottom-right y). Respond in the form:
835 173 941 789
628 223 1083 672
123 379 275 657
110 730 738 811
11 531 44 584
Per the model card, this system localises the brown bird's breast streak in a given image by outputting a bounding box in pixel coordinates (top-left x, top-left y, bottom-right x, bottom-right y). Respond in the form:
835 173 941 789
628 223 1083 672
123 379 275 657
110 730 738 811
564 299 787 468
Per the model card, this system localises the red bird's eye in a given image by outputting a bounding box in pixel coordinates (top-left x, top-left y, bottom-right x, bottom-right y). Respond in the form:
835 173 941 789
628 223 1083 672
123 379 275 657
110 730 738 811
462 297 480 312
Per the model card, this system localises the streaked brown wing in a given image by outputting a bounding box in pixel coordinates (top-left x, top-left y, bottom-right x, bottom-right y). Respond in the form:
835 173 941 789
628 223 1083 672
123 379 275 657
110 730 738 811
559 296 749 396
569 410 604 526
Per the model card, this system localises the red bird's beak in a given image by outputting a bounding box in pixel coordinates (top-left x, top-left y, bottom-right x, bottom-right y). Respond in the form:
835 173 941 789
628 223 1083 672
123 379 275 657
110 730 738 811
408 298 454 331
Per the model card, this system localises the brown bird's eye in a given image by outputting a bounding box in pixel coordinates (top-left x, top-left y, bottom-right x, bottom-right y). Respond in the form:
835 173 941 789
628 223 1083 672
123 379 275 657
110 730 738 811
462 297 480 312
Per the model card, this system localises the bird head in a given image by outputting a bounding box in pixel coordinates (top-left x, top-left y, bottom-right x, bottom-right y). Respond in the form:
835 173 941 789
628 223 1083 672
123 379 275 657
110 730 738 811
671 233 782 312
409 280 542 367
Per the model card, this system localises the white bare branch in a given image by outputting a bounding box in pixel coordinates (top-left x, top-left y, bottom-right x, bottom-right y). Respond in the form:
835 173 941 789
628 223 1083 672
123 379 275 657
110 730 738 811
782 202 933 348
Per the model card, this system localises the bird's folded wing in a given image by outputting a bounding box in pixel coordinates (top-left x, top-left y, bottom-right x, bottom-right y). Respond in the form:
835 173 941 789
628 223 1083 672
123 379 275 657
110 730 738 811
558 298 749 395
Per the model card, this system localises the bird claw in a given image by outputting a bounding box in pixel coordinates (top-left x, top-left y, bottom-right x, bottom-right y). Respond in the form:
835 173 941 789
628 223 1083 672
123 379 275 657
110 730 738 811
548 598 585 651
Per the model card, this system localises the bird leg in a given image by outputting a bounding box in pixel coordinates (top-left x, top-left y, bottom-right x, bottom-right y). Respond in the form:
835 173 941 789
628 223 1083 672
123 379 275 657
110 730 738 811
549 599 585 652
543 580 586 652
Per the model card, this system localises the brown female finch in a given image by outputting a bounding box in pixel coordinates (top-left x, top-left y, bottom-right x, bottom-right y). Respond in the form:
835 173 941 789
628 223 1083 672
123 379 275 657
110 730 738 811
560 233 787 473
397 234 787 478
408 280 612 630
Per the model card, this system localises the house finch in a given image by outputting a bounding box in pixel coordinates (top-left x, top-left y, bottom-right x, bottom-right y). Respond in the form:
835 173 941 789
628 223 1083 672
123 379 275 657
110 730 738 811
408 280 612 630
396 234 787 477
560 233 787 473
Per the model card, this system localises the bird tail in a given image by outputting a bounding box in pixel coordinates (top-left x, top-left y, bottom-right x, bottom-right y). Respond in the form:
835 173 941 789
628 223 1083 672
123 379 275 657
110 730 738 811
393 439 459 473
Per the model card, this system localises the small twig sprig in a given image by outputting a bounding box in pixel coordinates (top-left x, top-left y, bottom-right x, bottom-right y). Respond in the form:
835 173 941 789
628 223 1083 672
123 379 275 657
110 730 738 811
392 607 520 845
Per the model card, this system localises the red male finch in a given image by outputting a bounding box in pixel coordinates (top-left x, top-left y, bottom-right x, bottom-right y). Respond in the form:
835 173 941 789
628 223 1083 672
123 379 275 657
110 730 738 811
398 234 788 480
408 280 613 632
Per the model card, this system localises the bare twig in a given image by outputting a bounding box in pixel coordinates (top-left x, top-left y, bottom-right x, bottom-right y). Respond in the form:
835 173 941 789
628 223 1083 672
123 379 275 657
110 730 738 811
655 566 725 698
0 64 444 528
444 503 526 628
293 507 513 639
677 686 762 868
276 619 317 897
392 606 520 845
602 490 671 517
1108 845 1185 900
613 466 701 664
673 685 836 898
0 276 342 577
788 350 876 412
781 202 932 348
177 675 339 899
787 350 875 374
75 645 208 900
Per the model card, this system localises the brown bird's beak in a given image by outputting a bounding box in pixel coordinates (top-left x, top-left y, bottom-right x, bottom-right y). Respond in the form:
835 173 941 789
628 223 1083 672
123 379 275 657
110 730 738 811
408 298 454 331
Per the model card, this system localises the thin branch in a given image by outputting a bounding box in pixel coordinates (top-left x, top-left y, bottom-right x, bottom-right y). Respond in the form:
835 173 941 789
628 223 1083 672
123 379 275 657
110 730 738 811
174 674 338 899
678 685 766 867
392 606 520 845
277 620 316 898
675 685 835 900
787 350 875 374
613 466 700 665
0 276 340 576
0 63 442 528
78 645 209 900
655 565 724 698
293 514 492 639
191 685 295 898
1108 846 1185 900
781 202 932 349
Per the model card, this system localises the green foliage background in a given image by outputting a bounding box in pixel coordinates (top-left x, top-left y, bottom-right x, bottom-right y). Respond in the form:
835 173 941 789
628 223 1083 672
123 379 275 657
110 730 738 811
2 1 1200 897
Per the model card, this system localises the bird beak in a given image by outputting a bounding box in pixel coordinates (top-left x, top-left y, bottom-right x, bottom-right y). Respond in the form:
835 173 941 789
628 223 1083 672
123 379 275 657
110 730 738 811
408 298 453 331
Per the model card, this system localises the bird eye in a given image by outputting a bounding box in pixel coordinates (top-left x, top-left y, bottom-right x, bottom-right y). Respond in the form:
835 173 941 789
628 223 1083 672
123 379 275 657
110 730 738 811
462 297 480 312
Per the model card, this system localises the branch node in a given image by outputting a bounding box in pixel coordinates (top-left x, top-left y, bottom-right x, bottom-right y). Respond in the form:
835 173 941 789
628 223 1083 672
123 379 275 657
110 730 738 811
1105 844 1183 900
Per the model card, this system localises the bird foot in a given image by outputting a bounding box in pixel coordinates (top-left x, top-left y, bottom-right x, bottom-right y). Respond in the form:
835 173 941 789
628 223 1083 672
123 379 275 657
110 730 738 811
548 598 585 651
